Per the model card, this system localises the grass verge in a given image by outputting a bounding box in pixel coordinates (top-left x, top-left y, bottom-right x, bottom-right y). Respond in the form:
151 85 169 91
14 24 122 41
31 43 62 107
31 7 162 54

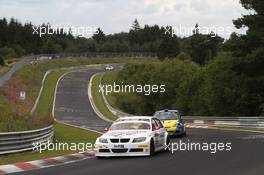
91 73 118 121
34 71 66 117
101 70 131 114
0 66 10 77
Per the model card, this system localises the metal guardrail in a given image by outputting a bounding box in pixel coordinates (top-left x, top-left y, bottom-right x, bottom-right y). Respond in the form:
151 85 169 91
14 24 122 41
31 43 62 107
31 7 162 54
35 52 157 58
0 125 53 155
183 116 264 129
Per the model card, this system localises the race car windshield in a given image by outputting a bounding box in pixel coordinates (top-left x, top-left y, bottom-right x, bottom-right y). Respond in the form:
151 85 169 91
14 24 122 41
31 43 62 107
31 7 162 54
110 122 150 130
154 112 179 120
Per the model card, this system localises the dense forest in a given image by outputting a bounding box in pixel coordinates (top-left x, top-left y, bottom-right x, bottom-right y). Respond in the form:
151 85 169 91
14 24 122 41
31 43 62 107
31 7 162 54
105 0 264 116
0 17 223 65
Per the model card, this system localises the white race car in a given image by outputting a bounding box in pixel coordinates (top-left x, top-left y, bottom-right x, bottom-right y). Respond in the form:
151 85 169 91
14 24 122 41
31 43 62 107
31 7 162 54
105 65 114 70
95 116 169 158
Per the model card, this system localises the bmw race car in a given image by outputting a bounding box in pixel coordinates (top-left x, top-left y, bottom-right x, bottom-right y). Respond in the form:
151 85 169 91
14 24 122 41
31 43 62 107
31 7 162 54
105 65 114 70
95 116 169 158
154 109 186 137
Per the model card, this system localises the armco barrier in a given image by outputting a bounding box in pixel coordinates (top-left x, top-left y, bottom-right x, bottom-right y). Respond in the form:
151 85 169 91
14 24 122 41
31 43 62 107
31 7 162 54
0 125 53 155
35 52 157 58
182 116 264 129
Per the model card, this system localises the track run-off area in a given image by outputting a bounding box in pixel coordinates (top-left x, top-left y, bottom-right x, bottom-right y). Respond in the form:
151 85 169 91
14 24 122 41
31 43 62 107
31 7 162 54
14 65 264 175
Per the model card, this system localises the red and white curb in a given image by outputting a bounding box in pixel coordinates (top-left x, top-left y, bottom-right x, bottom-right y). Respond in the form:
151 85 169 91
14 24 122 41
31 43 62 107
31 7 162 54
0 151 95 174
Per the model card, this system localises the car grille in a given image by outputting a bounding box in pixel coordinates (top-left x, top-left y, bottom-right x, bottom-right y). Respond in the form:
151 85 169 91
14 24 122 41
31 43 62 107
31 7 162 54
110 138 130 143
130 148 143 152
120 138 130 143
111 149 128 153
110 139 119 143
99 149 110 153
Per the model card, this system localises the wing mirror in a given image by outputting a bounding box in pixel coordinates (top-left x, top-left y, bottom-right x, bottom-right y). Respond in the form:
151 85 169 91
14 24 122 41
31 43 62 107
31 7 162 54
153 126 160 131
104 127 109 132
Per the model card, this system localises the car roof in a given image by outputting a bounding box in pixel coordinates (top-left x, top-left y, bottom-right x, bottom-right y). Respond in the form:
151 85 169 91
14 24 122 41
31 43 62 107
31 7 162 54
115 116 155 122
155 109 179 113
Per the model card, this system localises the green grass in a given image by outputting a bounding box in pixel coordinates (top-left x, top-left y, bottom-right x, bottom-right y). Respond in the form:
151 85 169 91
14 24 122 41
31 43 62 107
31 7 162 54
0 122 100 165
91 73 118 121
34 71 66 117
101 70 131 114
0 66 10 77
101 71 119 109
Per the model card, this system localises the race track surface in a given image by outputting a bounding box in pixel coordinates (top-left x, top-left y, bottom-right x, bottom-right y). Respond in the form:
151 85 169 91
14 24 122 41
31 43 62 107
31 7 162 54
15 128 264 175
14 66 264 175
54 68 111 132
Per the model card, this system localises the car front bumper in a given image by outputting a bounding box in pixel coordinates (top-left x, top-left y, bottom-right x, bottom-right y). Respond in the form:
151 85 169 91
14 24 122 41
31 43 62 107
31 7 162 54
95 142 150 157
165 127 185 136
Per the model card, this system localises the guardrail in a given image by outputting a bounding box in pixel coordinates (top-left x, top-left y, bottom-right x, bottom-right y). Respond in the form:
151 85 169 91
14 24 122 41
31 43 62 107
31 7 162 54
35 52 157 58
0 125 53 155
182 116 264 129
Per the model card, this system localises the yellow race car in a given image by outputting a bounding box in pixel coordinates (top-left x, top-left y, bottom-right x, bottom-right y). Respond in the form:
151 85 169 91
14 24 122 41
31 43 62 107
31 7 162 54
154 109 186 137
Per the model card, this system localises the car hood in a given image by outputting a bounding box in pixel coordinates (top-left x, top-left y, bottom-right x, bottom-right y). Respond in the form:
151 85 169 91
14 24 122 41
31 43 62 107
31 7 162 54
102 130 149 138
162 120 178 127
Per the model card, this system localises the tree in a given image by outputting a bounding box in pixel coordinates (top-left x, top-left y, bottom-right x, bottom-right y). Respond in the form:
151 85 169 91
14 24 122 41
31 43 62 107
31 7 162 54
193 23 200 35
183 27 224 64
157 34 180 60
230 0 264 115
92 28 106 43
131 19 141 31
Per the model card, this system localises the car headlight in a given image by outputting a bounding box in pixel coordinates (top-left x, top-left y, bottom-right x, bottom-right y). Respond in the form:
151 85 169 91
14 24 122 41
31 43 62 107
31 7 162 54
99 138 108 143
132 137 146 143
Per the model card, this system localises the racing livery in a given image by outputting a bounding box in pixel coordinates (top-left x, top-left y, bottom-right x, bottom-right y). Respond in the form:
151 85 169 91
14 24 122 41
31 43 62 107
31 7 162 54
95 116 169 158
154 109 186 137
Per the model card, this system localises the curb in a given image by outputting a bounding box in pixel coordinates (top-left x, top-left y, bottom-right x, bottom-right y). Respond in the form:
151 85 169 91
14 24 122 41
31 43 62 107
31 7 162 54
185 124 213 129
88 73 114 123
0 150 95 174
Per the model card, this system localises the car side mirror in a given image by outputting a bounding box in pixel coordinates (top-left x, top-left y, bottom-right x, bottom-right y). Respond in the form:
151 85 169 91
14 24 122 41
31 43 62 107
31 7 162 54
104 127 109 132
154 126 160 130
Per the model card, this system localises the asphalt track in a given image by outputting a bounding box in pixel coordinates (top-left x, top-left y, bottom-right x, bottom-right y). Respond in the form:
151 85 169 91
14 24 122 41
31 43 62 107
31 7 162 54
54 67 111 132
15 67 264 175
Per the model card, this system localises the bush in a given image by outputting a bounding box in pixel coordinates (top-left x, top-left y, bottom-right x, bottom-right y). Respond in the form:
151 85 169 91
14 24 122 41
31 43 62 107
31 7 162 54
109 59 199 115
0 47 16 59
0 56 4 66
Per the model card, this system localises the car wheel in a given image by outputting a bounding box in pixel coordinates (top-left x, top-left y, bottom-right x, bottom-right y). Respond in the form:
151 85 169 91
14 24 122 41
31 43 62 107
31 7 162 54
149 139 155 156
